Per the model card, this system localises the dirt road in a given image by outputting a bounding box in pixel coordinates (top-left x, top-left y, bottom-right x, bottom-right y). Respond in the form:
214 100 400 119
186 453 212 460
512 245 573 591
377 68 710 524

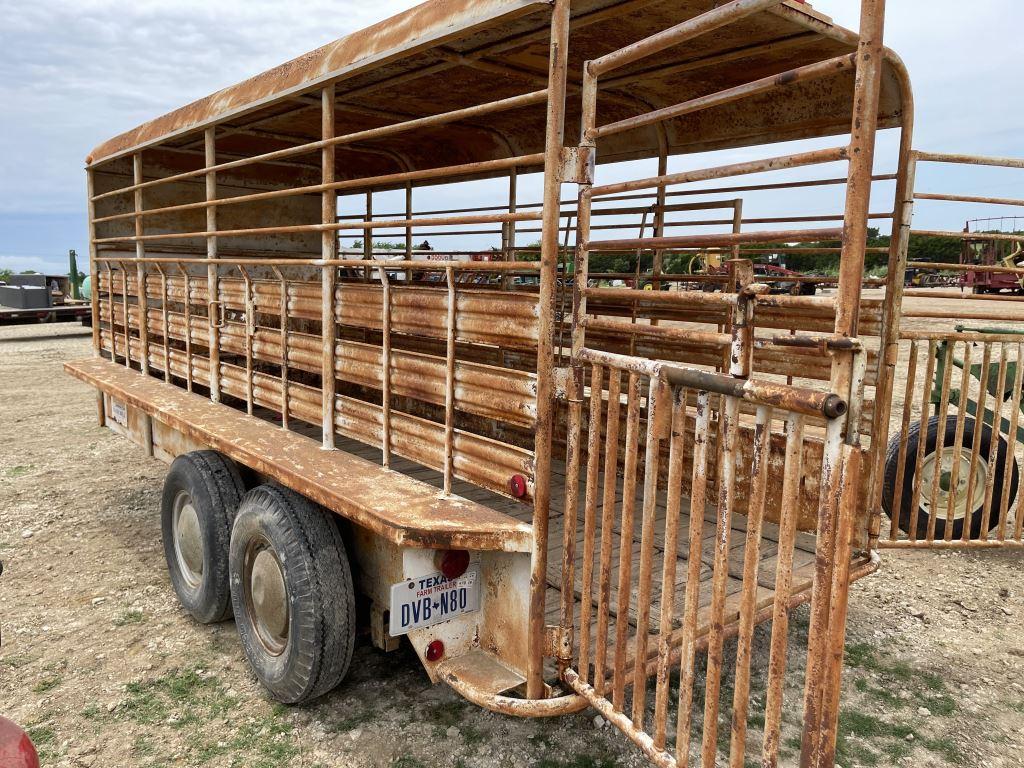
1 303 1022 768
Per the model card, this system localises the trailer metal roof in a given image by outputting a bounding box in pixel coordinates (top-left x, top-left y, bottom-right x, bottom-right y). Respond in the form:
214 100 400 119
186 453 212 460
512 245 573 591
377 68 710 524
88 0 909 182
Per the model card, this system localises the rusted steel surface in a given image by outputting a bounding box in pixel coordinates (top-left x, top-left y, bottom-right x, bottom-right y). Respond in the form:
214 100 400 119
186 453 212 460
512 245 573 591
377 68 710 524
66 357 533 553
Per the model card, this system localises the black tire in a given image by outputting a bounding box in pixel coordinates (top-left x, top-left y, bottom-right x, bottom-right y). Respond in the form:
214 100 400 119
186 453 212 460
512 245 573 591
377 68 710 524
883 415 1019 540
161 451 246 623
229 485 355 704
799 282 817 296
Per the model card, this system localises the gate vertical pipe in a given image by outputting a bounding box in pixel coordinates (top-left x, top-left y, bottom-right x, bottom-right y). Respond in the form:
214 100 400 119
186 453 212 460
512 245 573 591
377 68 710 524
205 128 221 402
802 2 887 764
527 0 571 701
322 83 338 451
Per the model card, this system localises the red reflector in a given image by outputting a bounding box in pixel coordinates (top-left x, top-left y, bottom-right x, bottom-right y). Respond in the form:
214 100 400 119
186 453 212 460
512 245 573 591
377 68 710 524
425 639 445 662
438 549 470 580
508 474 528 498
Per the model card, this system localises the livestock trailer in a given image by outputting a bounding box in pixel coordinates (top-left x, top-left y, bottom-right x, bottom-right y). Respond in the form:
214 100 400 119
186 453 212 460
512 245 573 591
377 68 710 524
66 1 917 765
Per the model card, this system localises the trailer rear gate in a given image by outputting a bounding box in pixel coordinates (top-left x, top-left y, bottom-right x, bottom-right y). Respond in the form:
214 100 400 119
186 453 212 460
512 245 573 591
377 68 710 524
68 1 913 766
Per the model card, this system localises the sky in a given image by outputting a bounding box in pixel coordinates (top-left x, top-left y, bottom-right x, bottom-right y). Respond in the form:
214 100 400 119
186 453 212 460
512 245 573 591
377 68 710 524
0 0 1021 274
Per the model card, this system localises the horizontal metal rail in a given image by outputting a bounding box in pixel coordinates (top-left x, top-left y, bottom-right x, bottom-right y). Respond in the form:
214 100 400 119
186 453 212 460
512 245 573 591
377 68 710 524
592 53 855 140
586 0 784 77
914 192 1024 207
93 255 541 271
94 211 542 245
587 146 849 198
914 151 1024 169
585 227 843 252
575 348 846 418
90 90 549 204
912 229 1023 243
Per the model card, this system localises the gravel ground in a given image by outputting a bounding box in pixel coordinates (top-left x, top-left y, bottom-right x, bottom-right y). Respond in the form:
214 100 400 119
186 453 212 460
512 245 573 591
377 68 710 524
1 300 1022 768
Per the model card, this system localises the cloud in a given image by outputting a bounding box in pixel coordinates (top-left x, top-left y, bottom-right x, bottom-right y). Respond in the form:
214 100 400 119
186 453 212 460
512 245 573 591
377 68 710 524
0 0 1021 274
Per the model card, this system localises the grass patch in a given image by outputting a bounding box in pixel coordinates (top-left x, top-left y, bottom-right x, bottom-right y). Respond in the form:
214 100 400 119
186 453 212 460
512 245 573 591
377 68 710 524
831 707 968 767
32 673 62 693
533 755 620 768
5 464 35 478
1 652 35 669
392 757 427 768
114 609 147 626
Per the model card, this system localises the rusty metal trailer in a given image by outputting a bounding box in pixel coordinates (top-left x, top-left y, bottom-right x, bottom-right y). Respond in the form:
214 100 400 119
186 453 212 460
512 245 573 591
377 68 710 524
65 1 916 766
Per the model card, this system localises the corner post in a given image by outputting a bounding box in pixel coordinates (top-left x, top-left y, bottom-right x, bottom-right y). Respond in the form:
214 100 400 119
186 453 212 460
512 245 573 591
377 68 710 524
528 0 571 701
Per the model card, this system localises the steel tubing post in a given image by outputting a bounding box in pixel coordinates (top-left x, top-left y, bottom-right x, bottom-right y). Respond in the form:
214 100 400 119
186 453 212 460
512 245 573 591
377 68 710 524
133 154 150 376
205 128 221 402
802 2 887 766
527 0 570 701
321 83 337 451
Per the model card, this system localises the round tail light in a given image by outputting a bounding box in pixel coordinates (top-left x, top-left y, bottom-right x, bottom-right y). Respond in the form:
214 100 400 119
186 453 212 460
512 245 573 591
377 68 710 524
436 549 470 580
425 639 445 662
508 474 528 498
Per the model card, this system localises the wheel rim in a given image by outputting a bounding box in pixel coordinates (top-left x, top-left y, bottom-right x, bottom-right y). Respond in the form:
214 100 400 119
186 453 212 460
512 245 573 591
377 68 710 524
244 538 289 656
172 490 204 589
918 447 987 521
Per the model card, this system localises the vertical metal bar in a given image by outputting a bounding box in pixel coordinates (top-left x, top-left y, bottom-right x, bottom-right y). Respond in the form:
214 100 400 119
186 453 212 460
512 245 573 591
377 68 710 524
650 139 668 302
728 406 773 768
378 265 392 467
805 1 887 754
612 372 642 710
239 266 254 416
272 266 290 430
730 198 744 261
205 128 221 402
120 261 131 369
866 127 916 550
559 324 587 672
178 264 192 392
578 363 605 683
980 343 1009 538
761 413 805 768
944 342 972 540
132 154 150 376
699 391 740 768
322 83 338 450
962 343 992 542
527 0 571 701
815 447 862 764
799 416 844 768
629 374 666 727
593 368 622 696
404 182 413 258
443 266 457 495
363 190 373 282
675 390 711 768
104 263 116 360
888 339 918 539
156 264 170 383
86 169 101 355
1000 342 1023 540
653 385 687 750
926 342 955 541
907 341 938 539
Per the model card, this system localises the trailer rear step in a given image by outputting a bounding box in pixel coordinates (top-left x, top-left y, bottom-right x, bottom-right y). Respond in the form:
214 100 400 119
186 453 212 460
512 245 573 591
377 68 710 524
64 357 533 553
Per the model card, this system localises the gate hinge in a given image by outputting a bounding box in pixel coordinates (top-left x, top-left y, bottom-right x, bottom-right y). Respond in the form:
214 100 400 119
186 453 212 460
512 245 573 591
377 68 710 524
559 146 595 185
544 624 573 661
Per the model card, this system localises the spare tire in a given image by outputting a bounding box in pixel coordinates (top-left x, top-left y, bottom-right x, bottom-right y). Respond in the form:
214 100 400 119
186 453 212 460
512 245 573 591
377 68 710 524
883 415 1019 540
